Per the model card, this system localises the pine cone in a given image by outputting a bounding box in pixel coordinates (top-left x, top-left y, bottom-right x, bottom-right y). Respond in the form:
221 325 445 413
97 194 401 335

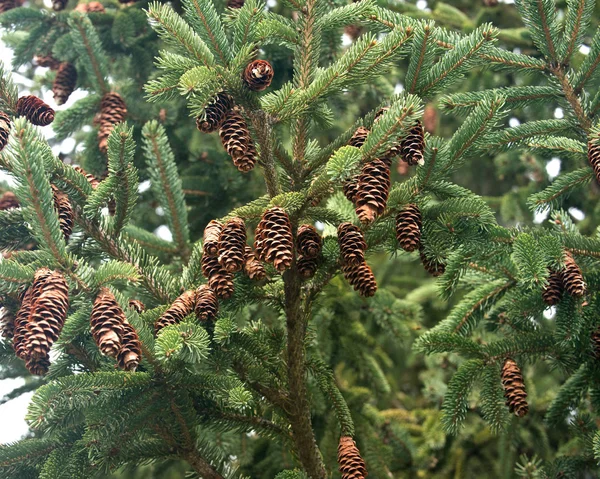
338 222 367 266
561 252 586 297
219 111 257 172
26 355 51 376
34 55 61 69
254 207 294 272
0 111 10 152
0 191 19 210
195 284 219 322
243 60 274 92
117 321 141 371
483 0 499 5
16 95 55 127
73 165 100 189
244 246 266 281
196 92 233 133
297 224 322 259
348 127 369 148
297 255 318 279
338 436 368 479
128 299 145 313
419 248 445 277
0 0 16 14
423 104 437 134
227 0 244 7
202 253 235 299
0 308 15 339
52 63 77 105
588 134 600 185
355 159 390 224
342 261 377 297
218 217 247 273
501 358 528 417
98 92 127 154
344 24 363 40
203 220 223 256
400 121 425 166
155 290 197 333
343 176 359 204
52 186 74 242
75 1 105 12
592 326 600 359
542 270 563 306
395 203 422 252
51 0 68 10
91 288 125 358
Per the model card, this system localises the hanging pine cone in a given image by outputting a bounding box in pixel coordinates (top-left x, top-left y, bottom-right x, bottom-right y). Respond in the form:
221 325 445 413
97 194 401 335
196 92 233 133
0 308 15 339
542 270 563 306
52 62 77 106
501 358 528 417
344 24 363 40
203 220 222 256
34 55 61 70
217 217 247 273
0 191 19 210
0 0 16 14
26 355 51 376
91 288 125 358
588 134 600 185
338 436 368 479
343 176 359 204
16 95 55 127
342 261 377 297
97 92 127 154
419 248 445 277
195 284 219 322
75 1 105 12
254 207 294 272
117 321 141 371
348 127 369 148
395 203 422 252
244 246 266 281
219 110 258 172
73 165 100 189
128 299 145 313
154 290 197 333
202 253 235 299
400 121 425 166
51 0 68 10
0 111 10 152
243 60 274 92
338 222 367 266
297 255 318 279
52 186 74 242
592 326 600 359
227 0 244 7
561 252 586 297
297 224 322 259
355 158 390 224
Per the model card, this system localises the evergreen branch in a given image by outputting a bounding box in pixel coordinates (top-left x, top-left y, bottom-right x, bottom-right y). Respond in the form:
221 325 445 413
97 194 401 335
573 29 600 92
0 61 18 112
545 364 588 425
528 168 594 212
551 65 592 131
68 14 109 94
515 0 559 61
441 359 484 435
183 0 230 66
559 0 594 62
246 110 281 197
405 21 435 94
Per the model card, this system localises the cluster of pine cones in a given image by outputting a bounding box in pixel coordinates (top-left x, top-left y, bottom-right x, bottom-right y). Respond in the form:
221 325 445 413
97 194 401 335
542 252 586 305
154 285 219 333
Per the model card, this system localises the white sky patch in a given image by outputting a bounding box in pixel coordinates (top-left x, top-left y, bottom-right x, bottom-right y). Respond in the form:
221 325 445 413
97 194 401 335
509 117 520 127
543 306 556 320
534 207 549 224
138 179 151 193
266 0 277 8
554 107 564 119
546 158 561 179
341 34 353 47
315 221 325 232
155 225 173 241
416 0 428 9
513 47 521 54
394 83 404 94
580 44 591 55
568 207 585 221
155 206 165 216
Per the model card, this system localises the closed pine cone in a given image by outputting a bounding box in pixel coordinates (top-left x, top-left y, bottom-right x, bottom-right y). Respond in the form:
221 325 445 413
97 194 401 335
218 217 247 273
203 220 223 256
73 165 100 189
97 92 127 154
16 95 55 127
542 270 563 306
396 203 422 252
128 299 145 313
202 253 235 299
400 121 425 166
561 252 586 297
52 186 74 242
34 55 61 69
219 110 257 172
343 176 359 204
0 308 15 339
419 248 445 277
0 191 19 210
338 436 368 479
588 132 600 185
254 207 294 272
501 358 528 417
155 290 197 333
355 159 390 224
297 255 318 279
195 284 219 322
0 111 10 152
0 0 16 14
297 224 322 259
117 321 141 371
244 246 266 281
52 62 77 105
338 222 367 266
348 127 369 148
91 288 126 358
243 60 274 92
342 261 377 297
196 92 233 133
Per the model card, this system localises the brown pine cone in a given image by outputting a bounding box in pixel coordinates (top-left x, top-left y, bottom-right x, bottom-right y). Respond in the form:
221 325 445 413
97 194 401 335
227 0 244 7
483 0 499 5
396 203 422 252
52 63 77 106
348 127 369 149
219 111 257 172
26 355 51 376
588 134 600 185
400 121 425 166
203 220 222 257
501 358 528 417
16 96 55 127
218 217 247 273
91 288 125 358
196 92 233 133
0 0 16 14
338 222 367 266
75 1 105 12
342 261 377 297
51 0 68 10
73 165 100 189
343 176 359 204
0 191 19 210
344 24 363 40
338 436 368 479
419 248 445 277
254 207 294 272
155 290 197 333
128 299 145 313
195 284 219 322
355 158 390 224
202 253 235 299
592 326 600 359
97 92 127 154
0 308 15 339
244 246 266 281
297 224 322 259
117 321 141 371
34 55 61 70
243 60 274 92
561 252 586 297
542 270 563 306
52 186 74 242
0 111 10 152
422 104 437 134
297 255 318 279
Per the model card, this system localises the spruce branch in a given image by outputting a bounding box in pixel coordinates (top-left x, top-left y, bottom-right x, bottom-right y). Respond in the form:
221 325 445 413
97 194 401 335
68 14 109 94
